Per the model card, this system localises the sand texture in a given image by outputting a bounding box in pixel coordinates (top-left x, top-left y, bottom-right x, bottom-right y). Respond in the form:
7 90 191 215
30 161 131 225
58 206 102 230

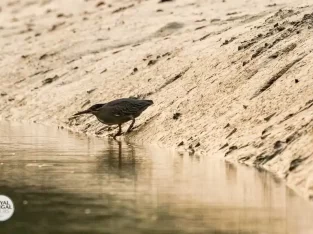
1 0 313 199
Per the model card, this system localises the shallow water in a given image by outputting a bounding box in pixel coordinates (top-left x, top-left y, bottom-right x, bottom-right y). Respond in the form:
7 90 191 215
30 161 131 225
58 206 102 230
0 122 312 234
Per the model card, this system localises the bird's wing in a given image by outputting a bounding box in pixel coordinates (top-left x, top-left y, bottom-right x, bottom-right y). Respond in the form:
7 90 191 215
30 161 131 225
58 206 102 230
105 99 149 116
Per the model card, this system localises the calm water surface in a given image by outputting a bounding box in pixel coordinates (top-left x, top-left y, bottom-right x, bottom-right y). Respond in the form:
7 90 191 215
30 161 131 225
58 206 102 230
0 122 313 234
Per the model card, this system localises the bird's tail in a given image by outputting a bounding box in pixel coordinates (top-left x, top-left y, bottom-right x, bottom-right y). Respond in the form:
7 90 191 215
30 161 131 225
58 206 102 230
146 100 154 105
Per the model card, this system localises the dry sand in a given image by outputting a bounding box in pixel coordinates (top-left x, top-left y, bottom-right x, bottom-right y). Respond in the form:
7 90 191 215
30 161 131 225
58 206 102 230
1 0 313 199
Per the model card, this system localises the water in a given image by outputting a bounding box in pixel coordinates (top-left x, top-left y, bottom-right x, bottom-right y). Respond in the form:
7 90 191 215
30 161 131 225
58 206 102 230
0 122 312 234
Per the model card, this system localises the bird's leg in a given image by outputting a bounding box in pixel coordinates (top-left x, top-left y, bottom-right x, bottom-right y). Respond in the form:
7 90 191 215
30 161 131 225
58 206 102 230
113 124 122 139
126 117 135 133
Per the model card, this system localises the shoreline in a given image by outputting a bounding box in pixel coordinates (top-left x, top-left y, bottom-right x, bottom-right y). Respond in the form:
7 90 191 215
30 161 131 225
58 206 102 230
1 0 313 200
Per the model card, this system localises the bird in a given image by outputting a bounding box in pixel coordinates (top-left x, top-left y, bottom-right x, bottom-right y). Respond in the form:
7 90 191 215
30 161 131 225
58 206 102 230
74 98 153 138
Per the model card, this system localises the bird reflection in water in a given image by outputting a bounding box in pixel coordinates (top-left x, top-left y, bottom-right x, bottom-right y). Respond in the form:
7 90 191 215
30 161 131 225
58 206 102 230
94 139 139 180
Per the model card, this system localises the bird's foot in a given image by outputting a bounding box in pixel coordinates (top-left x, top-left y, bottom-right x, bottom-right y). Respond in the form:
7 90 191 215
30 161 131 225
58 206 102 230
115 132 123 137
126 125 141 133
109 131 123 139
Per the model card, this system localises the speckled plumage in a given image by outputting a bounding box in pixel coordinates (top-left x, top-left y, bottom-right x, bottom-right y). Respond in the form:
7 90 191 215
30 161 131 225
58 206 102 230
74 98 153 138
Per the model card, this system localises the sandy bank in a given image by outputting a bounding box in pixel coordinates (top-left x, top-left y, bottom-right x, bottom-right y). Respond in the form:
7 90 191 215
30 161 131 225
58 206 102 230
1 0 313 199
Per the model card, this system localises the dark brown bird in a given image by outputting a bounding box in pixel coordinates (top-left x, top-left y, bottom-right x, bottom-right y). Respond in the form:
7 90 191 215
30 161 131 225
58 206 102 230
74 98 153 138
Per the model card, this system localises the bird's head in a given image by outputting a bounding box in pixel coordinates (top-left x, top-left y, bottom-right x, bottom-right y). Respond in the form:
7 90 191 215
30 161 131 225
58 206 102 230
74 103 105 116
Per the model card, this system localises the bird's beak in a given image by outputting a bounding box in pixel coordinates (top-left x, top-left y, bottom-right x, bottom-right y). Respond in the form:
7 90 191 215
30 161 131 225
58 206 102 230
74 109 91 116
